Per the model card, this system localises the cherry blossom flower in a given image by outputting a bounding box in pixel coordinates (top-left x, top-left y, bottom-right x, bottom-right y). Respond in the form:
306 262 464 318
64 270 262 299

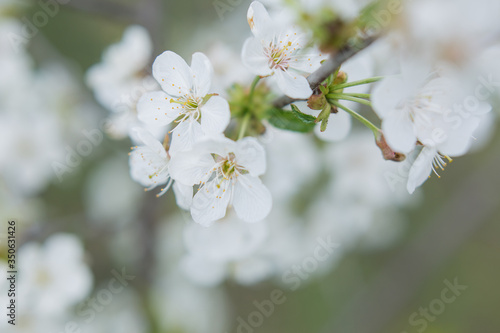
373 67 491 193
137 51 230 155
241 1 323 99
373 67 488 153
129 128 193 207
170 137 272 226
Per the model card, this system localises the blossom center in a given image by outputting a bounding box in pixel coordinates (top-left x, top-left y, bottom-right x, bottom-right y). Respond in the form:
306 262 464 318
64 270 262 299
171 94 203 122
184 96 201 110
215 153 245 180
265 41 292 71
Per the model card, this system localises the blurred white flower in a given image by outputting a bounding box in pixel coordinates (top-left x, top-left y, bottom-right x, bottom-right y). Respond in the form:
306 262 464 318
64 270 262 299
86 25 164 142
170 137 272 225
181 213 269 286
242 1 323 99
263 128 321 204
373 71 490 154
0 107 65 196
206 41 254 96
373 65 492 193
396 0 500 67
18 234 93 317
325 131 413 206
137 51 230 155
86 25 154 112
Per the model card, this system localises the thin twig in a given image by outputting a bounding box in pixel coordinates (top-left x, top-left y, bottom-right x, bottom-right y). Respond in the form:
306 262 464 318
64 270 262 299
272 36 377 109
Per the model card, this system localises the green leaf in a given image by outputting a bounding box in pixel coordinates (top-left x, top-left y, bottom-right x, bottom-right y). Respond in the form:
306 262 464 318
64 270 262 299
290 104 317 124
266 107 316 133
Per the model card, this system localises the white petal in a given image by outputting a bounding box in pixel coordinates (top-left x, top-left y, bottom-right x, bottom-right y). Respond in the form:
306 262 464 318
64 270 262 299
247 1 274 40
288 51 324 74
173 181 193 210
131 127 167 158
191 180 231 226
382 111 417 153
314 110 352 142
200 96 230 135
169 119 204 156
129 144 170 188
235 137 266 176
137 91 179 127
274 69 312 99
169 150 215 186
407 146 436 194
241 37 273 77
371 77 408 119
194 136 237 157
233 174 272 222
152 51 192 97
190 52 213 97
437 117 480 157
104 25 152 74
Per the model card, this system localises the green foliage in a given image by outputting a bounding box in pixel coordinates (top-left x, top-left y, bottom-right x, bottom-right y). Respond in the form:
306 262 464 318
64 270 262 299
266 106 316 133
290 104 316 124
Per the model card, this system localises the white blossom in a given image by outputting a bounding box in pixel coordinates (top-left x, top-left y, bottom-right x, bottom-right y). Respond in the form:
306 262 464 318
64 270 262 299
86 25 164 141
241 1 323 99
17 234 93 317
137 51 230 155
373 66 491 193
170 137 272 225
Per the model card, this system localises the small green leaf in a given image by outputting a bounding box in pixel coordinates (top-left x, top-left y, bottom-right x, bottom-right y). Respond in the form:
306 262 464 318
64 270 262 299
290 104 317 123
317 103 331 132
266 107 316 133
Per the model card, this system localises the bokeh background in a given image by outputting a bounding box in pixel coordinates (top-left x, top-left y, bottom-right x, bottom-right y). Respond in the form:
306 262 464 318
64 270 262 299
1 0 500 333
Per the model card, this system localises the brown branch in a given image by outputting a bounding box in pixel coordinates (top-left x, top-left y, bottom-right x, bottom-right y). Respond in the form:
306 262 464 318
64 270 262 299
272 36 377 109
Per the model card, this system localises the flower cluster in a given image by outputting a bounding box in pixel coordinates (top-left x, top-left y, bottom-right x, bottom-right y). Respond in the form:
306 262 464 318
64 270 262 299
124 0 499 228
128 1 327 226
